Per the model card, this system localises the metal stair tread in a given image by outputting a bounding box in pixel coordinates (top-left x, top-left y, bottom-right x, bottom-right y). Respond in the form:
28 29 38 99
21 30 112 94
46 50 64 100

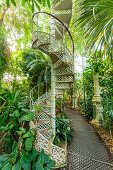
36 42 51 47
54 62 73 70
39 128 51 136
50 51 65 55
40 104 51 107
56 87 69 89
56 72 74 76
40 111 51 114
38 120 50 124
56 81 74 83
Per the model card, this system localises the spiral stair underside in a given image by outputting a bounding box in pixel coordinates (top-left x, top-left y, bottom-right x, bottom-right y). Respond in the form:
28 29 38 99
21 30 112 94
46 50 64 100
30 0 74 168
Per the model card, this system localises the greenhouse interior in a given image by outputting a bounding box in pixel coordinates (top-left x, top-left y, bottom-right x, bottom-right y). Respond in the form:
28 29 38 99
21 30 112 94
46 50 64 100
0 0 113 169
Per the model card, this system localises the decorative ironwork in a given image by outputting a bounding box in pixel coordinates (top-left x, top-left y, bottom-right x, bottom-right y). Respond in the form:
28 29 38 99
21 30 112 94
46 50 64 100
38 121 51 131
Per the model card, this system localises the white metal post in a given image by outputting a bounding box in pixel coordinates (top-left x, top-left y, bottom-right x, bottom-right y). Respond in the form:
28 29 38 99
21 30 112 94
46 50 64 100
51 63 56 137
51 0 56 138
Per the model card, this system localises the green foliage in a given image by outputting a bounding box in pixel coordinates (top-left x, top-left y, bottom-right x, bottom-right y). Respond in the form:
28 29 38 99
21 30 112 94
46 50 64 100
81 96 94 120
76 0 113 58
5 0 51 12
0 28 9 85
0 148 55 169
0 89 55 169
54 116 73 145
99 60 113 129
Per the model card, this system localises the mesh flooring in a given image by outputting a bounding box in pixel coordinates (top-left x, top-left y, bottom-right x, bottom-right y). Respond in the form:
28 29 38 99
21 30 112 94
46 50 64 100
64 108 113 170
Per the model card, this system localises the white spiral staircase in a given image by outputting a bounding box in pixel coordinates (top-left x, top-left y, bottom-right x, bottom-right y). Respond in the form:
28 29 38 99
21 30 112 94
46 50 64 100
30 0 74 168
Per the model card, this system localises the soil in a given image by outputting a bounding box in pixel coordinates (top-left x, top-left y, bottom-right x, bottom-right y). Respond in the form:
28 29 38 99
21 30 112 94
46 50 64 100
91 124 113 155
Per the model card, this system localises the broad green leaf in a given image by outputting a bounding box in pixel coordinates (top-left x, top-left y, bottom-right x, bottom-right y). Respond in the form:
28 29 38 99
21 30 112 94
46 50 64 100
36 0 41 4
39 149 44 164
22 0 25 7
11 0 16 6
20 156 31 170
36 161 43 170
32 147 38 162
34 1 40 11
43 0 45 7
47 0 50 8
19 113 34 122
12 142 18 152
10 146 19 164
6 0 10 7
27 0 32 8
0 126 8 131
22 108 34 114
12 160 21 170
9 110 19 118
46 159 56 168
32 0 34 13
22 131 33 138
0 96 7 102
2 163 12 170
44 154 50 164
0 155 8 162
16 131 21 135
19 127 26 134
25 138 32 151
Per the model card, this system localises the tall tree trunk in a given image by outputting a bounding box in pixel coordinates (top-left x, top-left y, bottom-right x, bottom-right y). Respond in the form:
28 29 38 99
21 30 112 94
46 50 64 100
0 4 7 27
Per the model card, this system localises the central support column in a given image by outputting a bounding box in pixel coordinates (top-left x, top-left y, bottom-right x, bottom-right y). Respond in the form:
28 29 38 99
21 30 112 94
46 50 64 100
51 0 56 138
51 63 56 138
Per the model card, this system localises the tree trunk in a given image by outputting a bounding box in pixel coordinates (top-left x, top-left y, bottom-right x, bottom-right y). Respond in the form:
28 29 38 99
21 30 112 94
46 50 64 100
0 4 7 27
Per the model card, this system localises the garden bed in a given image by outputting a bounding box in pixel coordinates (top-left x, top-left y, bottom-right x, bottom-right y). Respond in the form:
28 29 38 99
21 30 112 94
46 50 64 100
91 123 113 155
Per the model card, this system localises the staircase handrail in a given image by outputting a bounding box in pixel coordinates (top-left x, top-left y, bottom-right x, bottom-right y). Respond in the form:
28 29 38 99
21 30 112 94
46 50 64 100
32 11 74 56
30 81 49 109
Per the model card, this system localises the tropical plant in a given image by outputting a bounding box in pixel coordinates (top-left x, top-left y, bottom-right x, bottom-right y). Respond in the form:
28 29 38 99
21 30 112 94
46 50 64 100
0 147 55 169
0 89 55 169
27 50 51 86
76 0 113 59
0 28 10 86
54 116 73 145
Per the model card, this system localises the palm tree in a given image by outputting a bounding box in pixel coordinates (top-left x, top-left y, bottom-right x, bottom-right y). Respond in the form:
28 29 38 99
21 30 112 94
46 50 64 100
76 0 113 60
27 50 51 93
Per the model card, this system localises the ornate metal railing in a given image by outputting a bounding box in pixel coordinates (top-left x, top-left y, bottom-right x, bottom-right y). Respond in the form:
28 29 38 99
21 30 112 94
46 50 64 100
32 12 74 59
30 81 49 110
30 82 70 167
35 109 68 167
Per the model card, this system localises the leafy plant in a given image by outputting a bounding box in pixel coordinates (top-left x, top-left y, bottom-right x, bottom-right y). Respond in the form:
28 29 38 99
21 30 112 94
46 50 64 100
0 147 55 169
0 89 55 169
5 0 51 12
54 116 73 145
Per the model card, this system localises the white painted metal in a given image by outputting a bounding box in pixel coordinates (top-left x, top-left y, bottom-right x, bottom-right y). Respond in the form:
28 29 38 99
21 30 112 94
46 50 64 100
31 0 74 168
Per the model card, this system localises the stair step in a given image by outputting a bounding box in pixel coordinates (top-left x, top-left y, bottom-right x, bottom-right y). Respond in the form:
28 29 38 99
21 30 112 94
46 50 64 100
39 113 50 120
54 61 72 70
38 121 51 130
40 104 51 107
56 81 74 83
50 51 65 55
38 120 50 124
40 111 51 114
56 87 69 89
56 72 73 76
39 129 52 139
37 42 50 48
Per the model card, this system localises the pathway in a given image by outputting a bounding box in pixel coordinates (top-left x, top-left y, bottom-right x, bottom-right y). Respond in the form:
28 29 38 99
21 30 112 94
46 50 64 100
65 107 113 170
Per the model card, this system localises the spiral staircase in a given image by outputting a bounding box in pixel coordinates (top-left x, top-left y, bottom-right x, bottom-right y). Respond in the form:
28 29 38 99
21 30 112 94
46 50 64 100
30 0 74 168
